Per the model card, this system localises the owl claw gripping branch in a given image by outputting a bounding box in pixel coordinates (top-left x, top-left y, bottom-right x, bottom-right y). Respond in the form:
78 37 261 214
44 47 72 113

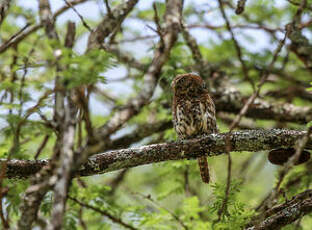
171 73 218 184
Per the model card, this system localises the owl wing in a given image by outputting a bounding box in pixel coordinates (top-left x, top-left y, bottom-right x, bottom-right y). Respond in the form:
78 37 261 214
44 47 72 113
199 99 218 134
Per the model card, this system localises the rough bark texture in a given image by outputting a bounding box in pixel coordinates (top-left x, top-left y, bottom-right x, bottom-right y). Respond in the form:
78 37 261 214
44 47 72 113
47 21 77 230
1 0 312 229
2 129 311 179
17 1 61 229
246 189 312 230
87 0 139 50
214 87 312 124
0 0 11 26
95 0 182 141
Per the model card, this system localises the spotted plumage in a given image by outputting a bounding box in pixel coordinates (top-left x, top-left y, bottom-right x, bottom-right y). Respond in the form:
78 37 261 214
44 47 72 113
171 73 217 183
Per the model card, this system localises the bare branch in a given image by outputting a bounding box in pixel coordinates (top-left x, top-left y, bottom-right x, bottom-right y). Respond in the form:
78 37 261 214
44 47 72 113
216 20 289 220
256 127 312 216
287 24 312 70
54 0 89 19
63 0 93 32
38 0 58 40
17 169 53 230
18 2 71 228
0 0 87 54
104 0 112 18
218 0 253 90
48 21 77 230
69 196 137 230
0 0 11 26
213 80 312 124
286 0 312 71
94 0 182 145
2 129 312 179
246 189 312 230
181 23 214 81
34 135 50 160
87 0 139 50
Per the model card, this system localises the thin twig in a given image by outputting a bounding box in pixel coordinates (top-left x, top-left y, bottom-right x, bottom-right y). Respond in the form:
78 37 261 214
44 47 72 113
0 23 30 51
152 3 164 47
254 0 309 215
247 189 312 229
134 192 189 230
218 0 254 91
257 127 312 215
63 0 93 32
104 0 112 18
0 0 87 54
216 20 289 221
34 135 50 160
68 196 137 230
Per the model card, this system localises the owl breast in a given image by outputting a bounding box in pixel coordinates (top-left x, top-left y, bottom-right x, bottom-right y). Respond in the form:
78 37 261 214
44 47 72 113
174 99 216 139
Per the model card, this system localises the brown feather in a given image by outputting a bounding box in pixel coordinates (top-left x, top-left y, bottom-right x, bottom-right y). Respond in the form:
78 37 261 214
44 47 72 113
172 73 217 184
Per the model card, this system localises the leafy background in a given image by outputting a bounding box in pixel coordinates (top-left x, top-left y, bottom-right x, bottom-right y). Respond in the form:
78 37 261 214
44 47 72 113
1 0 312 229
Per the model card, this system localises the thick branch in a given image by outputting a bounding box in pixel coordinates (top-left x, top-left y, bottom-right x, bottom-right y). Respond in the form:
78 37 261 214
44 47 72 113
2 129 311 179
48 21 77 230
87 0 139 50
214 87 312 124
246 189 312 230
95 0 182 141
287 23 312 70
38 0 58 39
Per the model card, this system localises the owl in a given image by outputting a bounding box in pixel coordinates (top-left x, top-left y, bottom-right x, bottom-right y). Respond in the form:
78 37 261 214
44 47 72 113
171 73 217 183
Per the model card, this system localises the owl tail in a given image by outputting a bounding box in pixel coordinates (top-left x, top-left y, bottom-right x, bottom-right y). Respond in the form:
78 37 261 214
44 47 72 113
197 156 210 183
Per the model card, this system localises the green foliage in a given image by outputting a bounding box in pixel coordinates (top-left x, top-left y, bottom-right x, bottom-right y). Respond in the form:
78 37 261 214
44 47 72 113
1 0 312 229
210 180 255 229
60 49 113 88
160 42 193 81
3 180 29 219
135 2 166 21
41 192 53 216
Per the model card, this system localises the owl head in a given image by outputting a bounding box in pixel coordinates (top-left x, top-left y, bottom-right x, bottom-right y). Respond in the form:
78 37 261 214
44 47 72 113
171 73 207 97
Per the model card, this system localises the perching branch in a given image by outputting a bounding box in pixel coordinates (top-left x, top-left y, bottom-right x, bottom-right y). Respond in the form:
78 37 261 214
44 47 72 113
2 129 311 179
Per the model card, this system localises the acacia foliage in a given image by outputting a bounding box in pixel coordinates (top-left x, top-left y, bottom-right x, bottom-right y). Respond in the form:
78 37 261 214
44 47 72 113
0 0 312 229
